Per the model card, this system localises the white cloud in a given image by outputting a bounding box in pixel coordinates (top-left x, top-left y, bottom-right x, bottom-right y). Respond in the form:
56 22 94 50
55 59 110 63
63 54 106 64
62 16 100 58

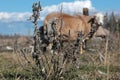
0 12 31 22
40 0 95 20
0 0 95 22
62 0 95 13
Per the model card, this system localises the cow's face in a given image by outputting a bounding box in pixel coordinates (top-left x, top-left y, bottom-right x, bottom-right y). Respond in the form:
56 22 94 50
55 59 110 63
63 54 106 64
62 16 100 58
94 13 105 26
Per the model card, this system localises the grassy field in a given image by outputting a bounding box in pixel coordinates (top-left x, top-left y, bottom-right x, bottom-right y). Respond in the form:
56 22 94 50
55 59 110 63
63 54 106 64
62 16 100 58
0 52 35 80
0 49 120 80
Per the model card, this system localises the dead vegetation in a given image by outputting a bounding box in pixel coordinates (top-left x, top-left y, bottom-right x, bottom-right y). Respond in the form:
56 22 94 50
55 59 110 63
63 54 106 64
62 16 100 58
0 45 119 80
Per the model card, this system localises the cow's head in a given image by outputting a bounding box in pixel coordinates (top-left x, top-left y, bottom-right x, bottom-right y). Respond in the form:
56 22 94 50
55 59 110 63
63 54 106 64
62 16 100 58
94 13 105 26
89 13 105 26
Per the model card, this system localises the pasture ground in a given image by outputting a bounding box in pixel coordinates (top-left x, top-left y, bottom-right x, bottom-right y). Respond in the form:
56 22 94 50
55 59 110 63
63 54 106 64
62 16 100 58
0 49 119 80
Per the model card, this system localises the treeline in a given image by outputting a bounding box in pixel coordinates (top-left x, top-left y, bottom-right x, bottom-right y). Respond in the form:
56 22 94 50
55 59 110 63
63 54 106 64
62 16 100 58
0 34 20 39
105 12 120 33
0 34 32 39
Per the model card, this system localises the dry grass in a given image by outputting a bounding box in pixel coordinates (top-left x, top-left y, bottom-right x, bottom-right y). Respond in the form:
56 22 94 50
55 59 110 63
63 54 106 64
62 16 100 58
0 52 35 80
0 49 119 80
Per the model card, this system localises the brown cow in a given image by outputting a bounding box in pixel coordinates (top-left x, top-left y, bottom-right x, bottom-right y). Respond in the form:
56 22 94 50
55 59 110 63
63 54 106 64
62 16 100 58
43 12 107 50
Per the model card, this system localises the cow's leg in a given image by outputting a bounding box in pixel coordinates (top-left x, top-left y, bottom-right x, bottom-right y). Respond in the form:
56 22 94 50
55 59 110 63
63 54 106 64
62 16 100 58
79 39 87 54
82 39 87 50
80 42 83 54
